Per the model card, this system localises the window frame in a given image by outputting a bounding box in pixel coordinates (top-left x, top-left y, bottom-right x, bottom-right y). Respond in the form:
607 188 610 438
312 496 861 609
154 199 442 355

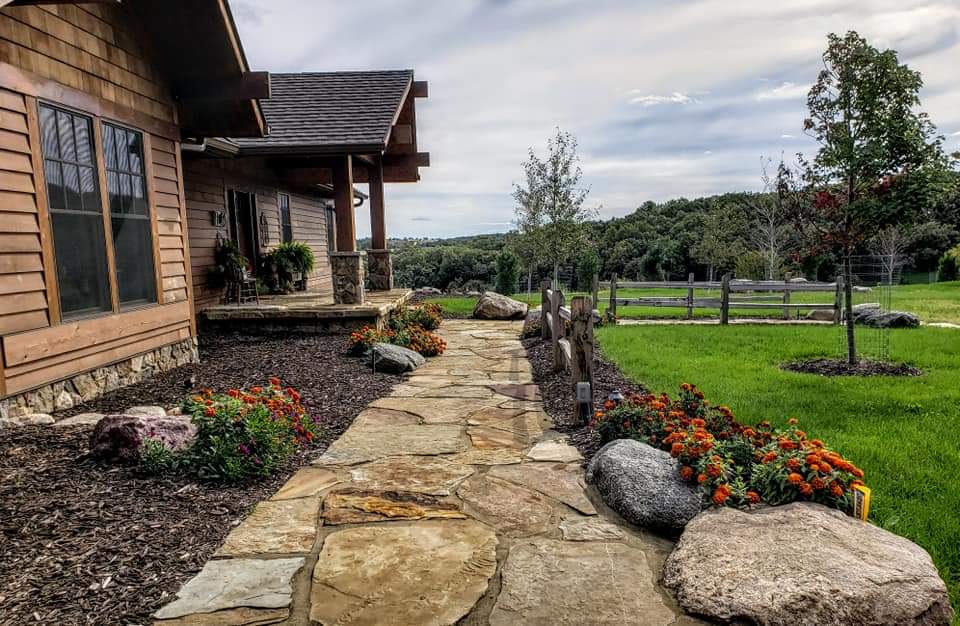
35 99 164 324
279 192 293 243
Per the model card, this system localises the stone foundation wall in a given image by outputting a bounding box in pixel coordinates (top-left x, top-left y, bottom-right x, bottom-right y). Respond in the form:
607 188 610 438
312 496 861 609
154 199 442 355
330 252 366 305
367 249 394 291
0 337 199 419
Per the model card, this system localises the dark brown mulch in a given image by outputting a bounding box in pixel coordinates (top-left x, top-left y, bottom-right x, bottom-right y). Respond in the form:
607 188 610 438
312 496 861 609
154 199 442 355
781 358 923 377
523 333 646 464
0 331 402 626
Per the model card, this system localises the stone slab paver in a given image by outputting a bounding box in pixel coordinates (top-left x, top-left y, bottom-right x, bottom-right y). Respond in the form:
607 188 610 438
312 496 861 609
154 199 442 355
270 467 340 501
310 521 497 626
346 455 474 495
156 319 687 625
215 498 319 556
489 539 677 626
154 557 304 619
322 488 466 524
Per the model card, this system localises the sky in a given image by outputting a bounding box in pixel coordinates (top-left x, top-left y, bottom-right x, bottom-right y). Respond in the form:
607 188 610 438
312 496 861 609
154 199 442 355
231 0 960 239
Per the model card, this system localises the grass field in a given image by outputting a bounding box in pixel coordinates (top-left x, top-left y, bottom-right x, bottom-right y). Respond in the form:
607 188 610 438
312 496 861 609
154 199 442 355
596 323 960 615
425 281 960 324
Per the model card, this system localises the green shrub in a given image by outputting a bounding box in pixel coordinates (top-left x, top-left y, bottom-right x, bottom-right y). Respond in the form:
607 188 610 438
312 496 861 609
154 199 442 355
495 249 520 295
939 245 960 281
140 438 180 475
349 304 447 356
735 251 772 280
177 381 316 482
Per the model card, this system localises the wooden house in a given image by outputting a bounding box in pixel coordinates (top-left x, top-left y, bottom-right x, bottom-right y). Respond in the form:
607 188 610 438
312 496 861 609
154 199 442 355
0 0 269 417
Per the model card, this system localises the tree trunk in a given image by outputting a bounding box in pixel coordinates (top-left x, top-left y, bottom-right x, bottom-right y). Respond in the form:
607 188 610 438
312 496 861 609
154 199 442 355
844 255 856 365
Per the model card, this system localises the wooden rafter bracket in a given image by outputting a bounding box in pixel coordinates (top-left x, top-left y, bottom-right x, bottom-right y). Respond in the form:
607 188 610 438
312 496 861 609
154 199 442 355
412 80 428 98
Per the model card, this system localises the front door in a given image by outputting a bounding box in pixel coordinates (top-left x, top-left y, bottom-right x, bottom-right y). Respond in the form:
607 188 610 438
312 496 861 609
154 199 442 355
228 189 259 268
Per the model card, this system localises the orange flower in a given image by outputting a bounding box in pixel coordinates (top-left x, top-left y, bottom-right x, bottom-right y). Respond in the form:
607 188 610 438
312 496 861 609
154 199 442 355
697 473 708 484
787 472 803 485
707 464 722 478
204 407 216 417
830 484 845 497
851 466 865 479
679 466 694 481
712 488 729 506
670 442 684 457
786 458 801 471
811 477 826 490
746 490 761 504
799 482 814 497
818 461 833 473
761 451 777 464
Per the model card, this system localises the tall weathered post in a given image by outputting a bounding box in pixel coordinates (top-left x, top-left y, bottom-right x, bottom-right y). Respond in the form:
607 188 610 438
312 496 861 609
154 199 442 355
607 273 618 323
720 273 731 325
591 274 600 312
540 279 552 339
551 288 565 372
571 296 595 424
686 272 695 319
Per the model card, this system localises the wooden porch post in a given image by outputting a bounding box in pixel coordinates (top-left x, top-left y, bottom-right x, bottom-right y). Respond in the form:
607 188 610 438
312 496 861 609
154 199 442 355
332 155 356 252
366 156 394 290
330 155 365 304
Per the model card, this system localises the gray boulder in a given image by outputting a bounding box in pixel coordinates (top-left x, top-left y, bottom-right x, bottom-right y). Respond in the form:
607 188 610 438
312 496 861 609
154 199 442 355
473 291 528 320
852 303 920 328
89 415 198 464
805 309 835 322
664 503 953 626
0 413 54 429
415 286 442 296
585 440 702 533
368 343 425 373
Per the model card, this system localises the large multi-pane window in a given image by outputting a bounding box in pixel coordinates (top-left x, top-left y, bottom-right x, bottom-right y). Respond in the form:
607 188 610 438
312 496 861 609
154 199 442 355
103 123 156 307
38 103 158 320
279 193 293 243
39 104 111 319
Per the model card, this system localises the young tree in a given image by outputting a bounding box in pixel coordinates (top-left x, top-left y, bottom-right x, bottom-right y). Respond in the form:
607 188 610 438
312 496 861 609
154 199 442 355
741 160 795 280
513 129 597 285
494 248 520 295
788 31 955 364
869 225 915 285
693 203 747 281
576 247 602 289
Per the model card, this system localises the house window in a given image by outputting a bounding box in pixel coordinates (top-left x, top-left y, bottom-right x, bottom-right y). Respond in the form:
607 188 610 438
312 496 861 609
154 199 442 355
39 105 111 319
326 206 337 252
103 123 156 307
279 193 293 243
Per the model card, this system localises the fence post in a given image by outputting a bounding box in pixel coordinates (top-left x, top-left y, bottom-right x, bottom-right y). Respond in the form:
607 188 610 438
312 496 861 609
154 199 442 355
686 272 695 319
551 288 564 372
540 279 552 339
607 273 618 324
833 274 844 324
571 296 595 424
591 273 600 311
782 285 791 320
720 273 731 325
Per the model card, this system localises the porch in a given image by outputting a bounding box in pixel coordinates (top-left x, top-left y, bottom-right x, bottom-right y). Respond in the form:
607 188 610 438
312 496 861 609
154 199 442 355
201 288 413 334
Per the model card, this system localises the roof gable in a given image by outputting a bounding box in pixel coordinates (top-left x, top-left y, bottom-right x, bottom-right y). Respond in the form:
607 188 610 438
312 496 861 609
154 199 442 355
234 70 414 154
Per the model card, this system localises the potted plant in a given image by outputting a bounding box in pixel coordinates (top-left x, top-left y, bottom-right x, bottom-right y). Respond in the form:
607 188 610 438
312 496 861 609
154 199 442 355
212 238 248 287
275 241 315 291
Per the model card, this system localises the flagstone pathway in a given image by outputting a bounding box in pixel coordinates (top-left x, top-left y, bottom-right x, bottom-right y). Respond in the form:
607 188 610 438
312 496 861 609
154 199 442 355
154 320 702 626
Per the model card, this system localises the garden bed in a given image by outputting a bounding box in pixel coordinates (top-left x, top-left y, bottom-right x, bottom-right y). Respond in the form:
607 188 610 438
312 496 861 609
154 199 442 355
522 332 643 462
782 358 923 377
0 331 402 625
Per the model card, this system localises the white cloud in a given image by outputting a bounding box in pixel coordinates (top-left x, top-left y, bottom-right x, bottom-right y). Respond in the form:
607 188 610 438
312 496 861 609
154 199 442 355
950 130 960 137
780 134 796 139
756 82 810 101
628 91 696 106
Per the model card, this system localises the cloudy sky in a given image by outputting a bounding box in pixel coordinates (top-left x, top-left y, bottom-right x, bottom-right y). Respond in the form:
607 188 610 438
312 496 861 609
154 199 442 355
232 0 960 239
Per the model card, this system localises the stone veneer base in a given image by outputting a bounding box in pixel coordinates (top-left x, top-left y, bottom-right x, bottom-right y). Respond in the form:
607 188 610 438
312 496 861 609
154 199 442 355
366 249 394 291
330 252 366 305
0 337 199 419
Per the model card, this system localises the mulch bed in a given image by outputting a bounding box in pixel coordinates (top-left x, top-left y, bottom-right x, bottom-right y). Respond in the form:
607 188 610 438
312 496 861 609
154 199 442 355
0 331 402 626
523 329 645 464
781 358 923 377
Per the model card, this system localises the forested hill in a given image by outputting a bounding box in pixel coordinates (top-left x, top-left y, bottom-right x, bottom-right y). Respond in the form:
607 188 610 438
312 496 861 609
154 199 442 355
375 188 960 291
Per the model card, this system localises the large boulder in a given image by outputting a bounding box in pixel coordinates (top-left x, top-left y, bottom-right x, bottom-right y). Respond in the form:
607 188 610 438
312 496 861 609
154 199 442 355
473 291 528 320
368 343 425 373
585 440 701 533
89 415 198 463
852 303 920 328
805 309 835 322
664 503 954 626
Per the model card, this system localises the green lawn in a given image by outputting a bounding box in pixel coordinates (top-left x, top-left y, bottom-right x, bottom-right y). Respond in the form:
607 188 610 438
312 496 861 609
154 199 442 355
596 323 960 615
425 281 960 324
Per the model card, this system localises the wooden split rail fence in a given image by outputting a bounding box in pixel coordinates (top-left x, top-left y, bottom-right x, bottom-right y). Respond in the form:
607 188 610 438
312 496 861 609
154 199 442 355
540 280 600 423
604 273 845 324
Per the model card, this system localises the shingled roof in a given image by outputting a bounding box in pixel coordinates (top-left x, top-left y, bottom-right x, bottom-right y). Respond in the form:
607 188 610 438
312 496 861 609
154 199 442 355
233 70 414 155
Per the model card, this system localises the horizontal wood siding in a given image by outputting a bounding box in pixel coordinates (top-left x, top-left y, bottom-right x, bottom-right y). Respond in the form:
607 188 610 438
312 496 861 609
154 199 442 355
0 4 176 123
0 88 48 337
183 157 333 313
0 9 193 400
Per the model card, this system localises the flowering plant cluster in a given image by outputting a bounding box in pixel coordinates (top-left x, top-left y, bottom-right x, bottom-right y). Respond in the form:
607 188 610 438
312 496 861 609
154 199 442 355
593 383 866 512
142 379 317 482
348 304 447 357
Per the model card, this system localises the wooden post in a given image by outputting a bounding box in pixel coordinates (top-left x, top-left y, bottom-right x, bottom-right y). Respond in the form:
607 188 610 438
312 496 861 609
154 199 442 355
833 274 844 324
540 279 552 340
332 155 356 252
368 156 387 250
571 296 595 424
591 273 600 311
782 285 791 320
608 272 618 323
720 273 731 325
686 272 695 319
551 289 564 372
